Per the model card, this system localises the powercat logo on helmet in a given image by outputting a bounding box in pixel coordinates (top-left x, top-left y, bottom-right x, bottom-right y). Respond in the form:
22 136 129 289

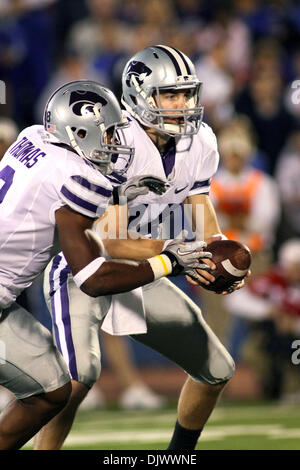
125 61 152 87
69 90 108 116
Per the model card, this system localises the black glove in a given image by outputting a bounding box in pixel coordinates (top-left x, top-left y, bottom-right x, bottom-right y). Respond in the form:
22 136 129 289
110 175 168 205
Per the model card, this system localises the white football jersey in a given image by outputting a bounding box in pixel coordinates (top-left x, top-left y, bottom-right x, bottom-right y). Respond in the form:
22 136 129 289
110 112 219 238
0 125 113 308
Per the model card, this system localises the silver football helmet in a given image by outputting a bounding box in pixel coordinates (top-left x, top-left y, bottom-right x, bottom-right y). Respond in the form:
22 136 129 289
121 45 204 136
44 80 134 175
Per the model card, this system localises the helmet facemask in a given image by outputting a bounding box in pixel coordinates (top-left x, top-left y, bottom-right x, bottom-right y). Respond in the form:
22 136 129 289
123 76 204 136
147 83 203 136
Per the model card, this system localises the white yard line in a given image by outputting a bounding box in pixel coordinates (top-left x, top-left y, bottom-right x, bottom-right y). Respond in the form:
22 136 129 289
23 405 300 449
66 423 300 445
268 429 300 439
24 423 294 448
64 423 300 445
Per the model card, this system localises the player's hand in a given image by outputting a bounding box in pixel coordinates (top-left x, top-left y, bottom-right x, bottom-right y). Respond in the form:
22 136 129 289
185 259 216 286
184 235 221 286
136 175 168 195
110 175 168 205
162 239 213 276
220 269 251 295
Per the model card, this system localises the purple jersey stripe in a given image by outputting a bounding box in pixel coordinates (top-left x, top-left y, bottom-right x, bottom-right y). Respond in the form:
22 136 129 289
59 266 79 381
190 178 211 191
71 175 112 198
61 185 100 215
49 254 63 354
106 171 127 184
161 137 176 178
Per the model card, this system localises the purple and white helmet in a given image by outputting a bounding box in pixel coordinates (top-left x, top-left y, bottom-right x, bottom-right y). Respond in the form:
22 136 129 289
44 80 134 175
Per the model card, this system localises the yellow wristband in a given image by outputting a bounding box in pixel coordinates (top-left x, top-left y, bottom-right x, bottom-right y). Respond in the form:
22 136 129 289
147 254 172 280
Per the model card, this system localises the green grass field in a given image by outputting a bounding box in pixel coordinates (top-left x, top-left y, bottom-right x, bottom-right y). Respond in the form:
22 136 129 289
24 400 300 450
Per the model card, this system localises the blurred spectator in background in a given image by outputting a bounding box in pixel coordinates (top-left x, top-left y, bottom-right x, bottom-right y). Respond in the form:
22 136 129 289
66 0 138 98
225 238 300 401
251 38 282 76
0 0 57 128
35 49 101 122
275 128 300 242
139 0 176 32
284 50 300 120
0 0 56 17
233 0 283 39
66 0 120 60
211 116 280 256
90 0 181 98
118 0 143 25
235 41 298 175
91 20 130 99
52 0 89 51
199 117 280 344
194 2 252 130
195 35 235 130
174 0 204 28
195 2 252 87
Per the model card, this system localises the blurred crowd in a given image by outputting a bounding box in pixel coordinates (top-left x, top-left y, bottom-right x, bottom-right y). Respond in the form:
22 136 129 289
1 0 300 404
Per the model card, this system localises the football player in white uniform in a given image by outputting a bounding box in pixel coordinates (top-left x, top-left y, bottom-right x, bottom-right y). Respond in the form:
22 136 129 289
36 47 240 451
0 79 207 450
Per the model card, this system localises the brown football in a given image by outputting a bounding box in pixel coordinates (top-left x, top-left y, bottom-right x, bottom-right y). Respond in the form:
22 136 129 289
200 239 251 293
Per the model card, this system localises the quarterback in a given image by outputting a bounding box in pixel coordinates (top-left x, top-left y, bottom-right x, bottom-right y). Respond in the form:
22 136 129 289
0 80 207 450
35 46 241 451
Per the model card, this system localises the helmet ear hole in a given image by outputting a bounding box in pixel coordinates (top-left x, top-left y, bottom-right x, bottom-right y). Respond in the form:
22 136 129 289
77 129 86 139
71 127 76 132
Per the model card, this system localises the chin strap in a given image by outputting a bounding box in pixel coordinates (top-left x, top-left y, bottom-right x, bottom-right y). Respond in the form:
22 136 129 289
131 75 148 100
93 104 107 136
65 125 85 159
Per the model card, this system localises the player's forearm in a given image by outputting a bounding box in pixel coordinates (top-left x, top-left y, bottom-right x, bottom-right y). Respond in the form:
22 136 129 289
79 236 207 297
203 214 221 240
80 259 156 297
185 194 222 240
95 206 164 259
102 237 164 260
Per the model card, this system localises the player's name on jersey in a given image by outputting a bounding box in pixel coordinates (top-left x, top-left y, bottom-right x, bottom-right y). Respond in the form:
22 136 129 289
9 136 46 169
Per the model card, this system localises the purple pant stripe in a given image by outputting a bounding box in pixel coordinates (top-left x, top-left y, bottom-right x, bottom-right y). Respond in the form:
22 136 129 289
59 267 79 381
49 255 63 354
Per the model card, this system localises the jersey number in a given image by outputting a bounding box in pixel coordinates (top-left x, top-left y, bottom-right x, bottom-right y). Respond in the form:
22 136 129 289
0 165 15 203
